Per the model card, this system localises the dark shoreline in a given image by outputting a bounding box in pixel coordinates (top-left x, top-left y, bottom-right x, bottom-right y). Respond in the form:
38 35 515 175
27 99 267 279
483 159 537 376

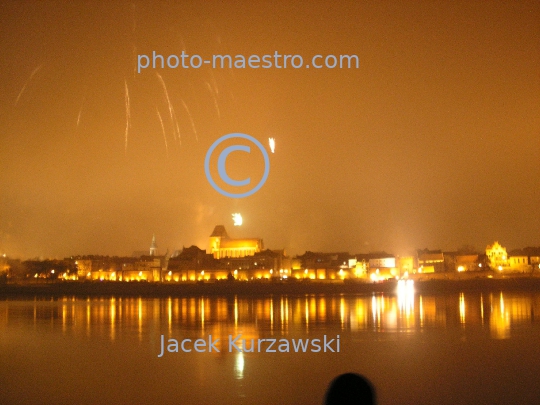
1 277 540 299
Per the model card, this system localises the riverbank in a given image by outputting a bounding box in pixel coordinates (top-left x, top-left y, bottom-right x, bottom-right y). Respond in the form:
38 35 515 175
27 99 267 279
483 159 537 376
1 276 540 298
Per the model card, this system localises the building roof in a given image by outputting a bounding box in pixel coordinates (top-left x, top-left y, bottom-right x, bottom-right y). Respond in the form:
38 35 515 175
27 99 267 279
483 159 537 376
210 225 229 238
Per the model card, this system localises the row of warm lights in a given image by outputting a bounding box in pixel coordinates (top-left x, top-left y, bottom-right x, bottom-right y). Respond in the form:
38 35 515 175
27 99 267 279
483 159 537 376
33 269 77 280
38 262 534 281
458 263 483 272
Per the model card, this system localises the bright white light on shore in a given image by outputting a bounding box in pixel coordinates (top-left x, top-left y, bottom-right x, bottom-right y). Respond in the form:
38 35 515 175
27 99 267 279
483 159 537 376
232 213 243 226
268 137 275 153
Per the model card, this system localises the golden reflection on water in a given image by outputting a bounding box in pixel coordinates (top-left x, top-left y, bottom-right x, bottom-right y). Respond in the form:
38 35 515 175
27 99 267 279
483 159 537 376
459 293 466 325
2 290 540 341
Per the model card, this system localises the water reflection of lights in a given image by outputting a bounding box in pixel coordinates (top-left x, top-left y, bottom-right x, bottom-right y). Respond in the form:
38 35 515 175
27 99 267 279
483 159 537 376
419 296 424 327
138 297 143 341
480 293 484 325
200 298 205 330
397 280 414 313
5 292 540 344
234 296 238 326
490 292 510 339
340 297 346 329
459 293 466 325
167 297 172 331
234 352 244 379
305 299 309 328
110 297 116 341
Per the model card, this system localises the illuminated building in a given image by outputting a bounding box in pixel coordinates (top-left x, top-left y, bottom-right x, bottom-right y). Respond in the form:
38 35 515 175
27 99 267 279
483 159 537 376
486 241 509 271
124 256 166 281
221 249 289 280
166 246 225 281
72 254 166 282
508 256 529 272
397 256 415 277
531 256 540 272
354 259 368 279
294 251 353 280
80 257 125 281
166 246 289 282
417 249 444 273
75 259 92 279
506 249 531 272
366 255 397 281
208 225 263 259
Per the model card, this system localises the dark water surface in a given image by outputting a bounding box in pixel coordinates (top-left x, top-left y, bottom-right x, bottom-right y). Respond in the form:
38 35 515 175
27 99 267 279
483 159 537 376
1 289 540 405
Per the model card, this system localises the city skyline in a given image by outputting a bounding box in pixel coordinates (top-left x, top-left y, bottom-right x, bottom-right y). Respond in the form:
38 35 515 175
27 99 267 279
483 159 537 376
4 223 540 263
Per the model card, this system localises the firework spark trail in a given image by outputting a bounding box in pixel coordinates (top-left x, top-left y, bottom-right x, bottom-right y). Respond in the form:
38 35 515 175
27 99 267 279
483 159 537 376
156 107 169 158
124 79 131 155
180 99 198 141
171 108 181 145
76 95 86 129
14 65 42 106
132 44 138 79
156 72 180 143
205 82 221 119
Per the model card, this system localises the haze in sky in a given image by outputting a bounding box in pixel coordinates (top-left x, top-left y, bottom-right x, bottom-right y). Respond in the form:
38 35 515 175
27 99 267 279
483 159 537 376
0 1 539 258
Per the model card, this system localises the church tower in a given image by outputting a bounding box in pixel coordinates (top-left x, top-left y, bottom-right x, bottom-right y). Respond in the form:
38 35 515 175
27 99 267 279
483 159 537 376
208 225 228 258
150 234 158 256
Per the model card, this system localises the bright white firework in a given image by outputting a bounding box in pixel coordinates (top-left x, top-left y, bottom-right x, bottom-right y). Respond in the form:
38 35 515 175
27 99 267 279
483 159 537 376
232 213 243 226
268 138 275 153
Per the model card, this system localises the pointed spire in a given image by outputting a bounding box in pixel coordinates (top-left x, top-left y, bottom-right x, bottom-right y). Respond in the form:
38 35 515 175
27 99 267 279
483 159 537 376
150 234 158 256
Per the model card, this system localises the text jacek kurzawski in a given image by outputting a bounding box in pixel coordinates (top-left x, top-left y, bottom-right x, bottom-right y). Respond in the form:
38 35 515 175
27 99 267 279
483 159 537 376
157 334 340 357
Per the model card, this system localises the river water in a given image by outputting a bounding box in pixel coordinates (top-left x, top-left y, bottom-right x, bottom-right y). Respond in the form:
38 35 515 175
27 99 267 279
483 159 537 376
1 288 540 404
